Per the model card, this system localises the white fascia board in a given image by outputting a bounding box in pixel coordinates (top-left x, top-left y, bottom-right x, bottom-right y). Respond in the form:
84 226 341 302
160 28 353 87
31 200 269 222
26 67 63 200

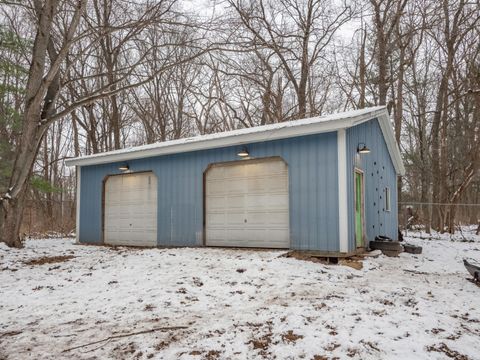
65 107 388 167
337 129 349 253
377 113 406 176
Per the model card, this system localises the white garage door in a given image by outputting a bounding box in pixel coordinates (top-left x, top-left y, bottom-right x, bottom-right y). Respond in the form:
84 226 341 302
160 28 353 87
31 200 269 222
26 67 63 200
104 172 157 246
206 158 289 248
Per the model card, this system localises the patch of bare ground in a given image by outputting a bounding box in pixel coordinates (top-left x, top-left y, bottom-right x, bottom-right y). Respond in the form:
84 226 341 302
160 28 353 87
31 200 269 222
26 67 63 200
430 328 445 335
247 328 274 359
346 347 360 357
281 330 303 343
111 341 138 358
378 298 394 306
324 342 340 352
281 252 364 269
143 304 155 312
360 339 380 352
280 251 328 264
154 330 187 352
451 313 480 323
24 255 74 266
426 343 470 360
339 259 363 270
313 356 339 360
248 333 272 351
325 324 338 336
184 349 222 359
205 350 221 359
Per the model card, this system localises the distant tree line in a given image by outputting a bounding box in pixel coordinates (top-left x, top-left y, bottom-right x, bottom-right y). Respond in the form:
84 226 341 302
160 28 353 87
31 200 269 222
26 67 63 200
0 0 478 247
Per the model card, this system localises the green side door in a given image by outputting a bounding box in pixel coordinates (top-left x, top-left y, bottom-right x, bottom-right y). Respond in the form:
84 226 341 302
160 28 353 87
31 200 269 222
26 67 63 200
355 172 364 247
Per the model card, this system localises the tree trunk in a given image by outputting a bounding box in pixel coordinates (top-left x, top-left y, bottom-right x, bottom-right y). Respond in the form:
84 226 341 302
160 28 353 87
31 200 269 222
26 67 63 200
430 74 448 231
0 117 44 247
71 111 81 157
110 93 121 149
448 204 457 234
0 110 47 247
0 193 26 248
372 4 388 106
358 26 367 109
297 77 307 119
394 45 405 215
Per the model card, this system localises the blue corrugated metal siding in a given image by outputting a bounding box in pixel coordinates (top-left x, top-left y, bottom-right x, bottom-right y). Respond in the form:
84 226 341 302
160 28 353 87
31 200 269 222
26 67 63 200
346 118 398 251
79 132 340 251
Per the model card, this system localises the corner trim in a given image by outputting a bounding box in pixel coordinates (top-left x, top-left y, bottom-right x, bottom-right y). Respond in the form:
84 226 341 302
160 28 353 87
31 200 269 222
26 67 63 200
75 166 81 244
337 129 349 253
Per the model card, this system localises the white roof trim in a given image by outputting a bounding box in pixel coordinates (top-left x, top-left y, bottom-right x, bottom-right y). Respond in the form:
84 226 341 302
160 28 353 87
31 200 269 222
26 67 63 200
377 112 406 175
65 106 404 175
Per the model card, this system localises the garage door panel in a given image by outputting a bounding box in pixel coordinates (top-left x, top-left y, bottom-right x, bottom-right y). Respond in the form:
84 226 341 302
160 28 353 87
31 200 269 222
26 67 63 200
206 180 225 195
206 212 225 226
225 228 248 242
266 176 288 191
206 159 289 249
225 195 245 209
104 172 157 247
244 229 289 242
226 211 246 225
251 160 285 175
128 204 156 214
225 179 245 194
206 196 225 211
246 177 272 193
245 211 289 226
269 211 289 225
206 229 226 242
245 193 288 209
224 164 245 178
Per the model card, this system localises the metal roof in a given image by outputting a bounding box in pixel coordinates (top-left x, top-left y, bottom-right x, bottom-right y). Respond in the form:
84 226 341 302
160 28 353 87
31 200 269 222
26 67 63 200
65 106 405 175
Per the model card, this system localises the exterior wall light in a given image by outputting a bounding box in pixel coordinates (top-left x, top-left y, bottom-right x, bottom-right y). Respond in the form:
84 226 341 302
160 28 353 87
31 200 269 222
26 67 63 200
357 143 370 154
118 163 129 171
237 146 249 157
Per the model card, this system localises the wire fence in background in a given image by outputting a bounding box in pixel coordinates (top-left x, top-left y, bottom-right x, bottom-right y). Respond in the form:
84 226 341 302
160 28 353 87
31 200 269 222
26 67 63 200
398 202 480 235
19 199 480 238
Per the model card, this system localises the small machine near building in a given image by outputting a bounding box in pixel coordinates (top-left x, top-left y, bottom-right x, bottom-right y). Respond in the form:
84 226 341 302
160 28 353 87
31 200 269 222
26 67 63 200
65 106 405 255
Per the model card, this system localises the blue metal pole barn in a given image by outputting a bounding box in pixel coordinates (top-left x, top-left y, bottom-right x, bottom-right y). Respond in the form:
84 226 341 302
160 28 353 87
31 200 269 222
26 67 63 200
66 106 404 254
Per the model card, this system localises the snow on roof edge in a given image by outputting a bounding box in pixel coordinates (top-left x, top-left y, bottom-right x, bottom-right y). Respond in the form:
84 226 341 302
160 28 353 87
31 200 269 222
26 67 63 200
65 106 401 171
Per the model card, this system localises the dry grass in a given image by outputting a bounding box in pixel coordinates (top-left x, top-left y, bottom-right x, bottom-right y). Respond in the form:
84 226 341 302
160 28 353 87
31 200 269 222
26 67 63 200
426 343 470 360
281 330 303 343
339 259 363 270
24 255 74 266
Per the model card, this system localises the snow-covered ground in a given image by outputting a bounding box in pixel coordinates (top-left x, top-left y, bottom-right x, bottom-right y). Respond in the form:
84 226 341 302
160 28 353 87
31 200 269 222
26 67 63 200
404 225 479 242
1 230 479 360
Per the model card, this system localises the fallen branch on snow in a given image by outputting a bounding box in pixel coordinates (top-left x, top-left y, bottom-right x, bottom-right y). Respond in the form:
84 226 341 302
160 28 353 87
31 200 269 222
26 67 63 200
0 330 22 338
62 325 188 353
403 269 430 275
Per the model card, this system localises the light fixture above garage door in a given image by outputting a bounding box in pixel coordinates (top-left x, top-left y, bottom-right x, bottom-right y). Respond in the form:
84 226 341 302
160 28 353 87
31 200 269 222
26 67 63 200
237 146 249 157
118 163 129 171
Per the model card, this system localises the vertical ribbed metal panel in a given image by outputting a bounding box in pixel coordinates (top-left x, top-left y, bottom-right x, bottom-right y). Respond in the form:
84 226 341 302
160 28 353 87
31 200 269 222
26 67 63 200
346 118 398 251
79 131 339 250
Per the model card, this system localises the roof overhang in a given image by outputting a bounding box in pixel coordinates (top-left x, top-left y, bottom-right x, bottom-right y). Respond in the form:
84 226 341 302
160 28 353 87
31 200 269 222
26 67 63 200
65 106 405 175
377 111 406 175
